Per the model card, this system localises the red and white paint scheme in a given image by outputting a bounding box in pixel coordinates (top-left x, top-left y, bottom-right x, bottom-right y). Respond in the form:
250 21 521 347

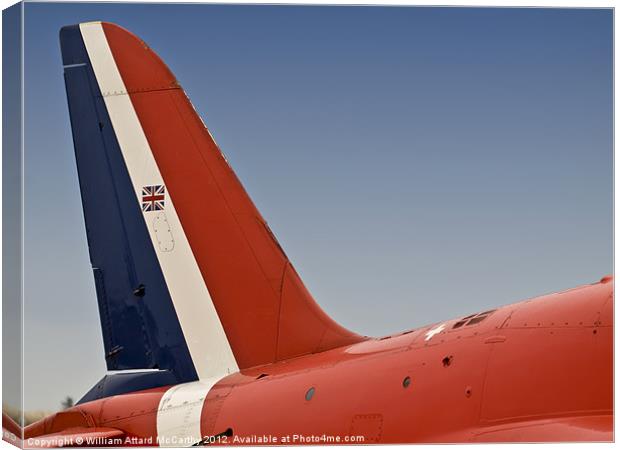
8 22 614 446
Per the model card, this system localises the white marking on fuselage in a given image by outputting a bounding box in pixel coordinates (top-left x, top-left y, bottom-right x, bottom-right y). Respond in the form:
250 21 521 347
424 323 446 341
79 23 239 380
156 379 222 447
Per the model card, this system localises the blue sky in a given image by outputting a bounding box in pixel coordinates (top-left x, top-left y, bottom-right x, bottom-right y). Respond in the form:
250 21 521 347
18 4 612 411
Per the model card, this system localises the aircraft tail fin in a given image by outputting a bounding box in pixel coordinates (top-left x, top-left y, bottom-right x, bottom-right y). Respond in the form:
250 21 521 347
59 22 363 381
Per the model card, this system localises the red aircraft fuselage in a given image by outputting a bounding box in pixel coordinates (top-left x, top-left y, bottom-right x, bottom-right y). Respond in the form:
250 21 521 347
24 276 613 444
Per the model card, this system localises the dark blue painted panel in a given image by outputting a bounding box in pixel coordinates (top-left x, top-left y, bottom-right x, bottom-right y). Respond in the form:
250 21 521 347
78 370 177 404
59 24 197 383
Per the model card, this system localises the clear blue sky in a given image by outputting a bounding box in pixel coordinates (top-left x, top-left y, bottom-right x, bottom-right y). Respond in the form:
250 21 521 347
19 4 612 411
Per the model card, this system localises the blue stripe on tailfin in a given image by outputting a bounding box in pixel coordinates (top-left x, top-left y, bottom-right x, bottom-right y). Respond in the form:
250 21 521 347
59 24 197 383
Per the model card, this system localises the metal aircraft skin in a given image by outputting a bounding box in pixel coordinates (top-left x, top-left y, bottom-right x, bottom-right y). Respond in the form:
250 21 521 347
5 22 613 447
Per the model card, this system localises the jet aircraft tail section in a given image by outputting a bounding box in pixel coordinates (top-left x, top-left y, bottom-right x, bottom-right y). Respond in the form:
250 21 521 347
60 22 364 382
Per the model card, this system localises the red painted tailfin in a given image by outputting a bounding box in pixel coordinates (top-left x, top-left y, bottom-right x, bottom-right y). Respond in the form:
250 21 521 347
65 22 364 377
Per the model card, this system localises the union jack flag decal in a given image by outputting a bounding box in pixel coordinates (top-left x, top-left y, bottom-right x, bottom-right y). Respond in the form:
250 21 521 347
142 185 166 212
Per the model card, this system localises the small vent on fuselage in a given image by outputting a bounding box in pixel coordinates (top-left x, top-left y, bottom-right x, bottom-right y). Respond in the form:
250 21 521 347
452 310 496 329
